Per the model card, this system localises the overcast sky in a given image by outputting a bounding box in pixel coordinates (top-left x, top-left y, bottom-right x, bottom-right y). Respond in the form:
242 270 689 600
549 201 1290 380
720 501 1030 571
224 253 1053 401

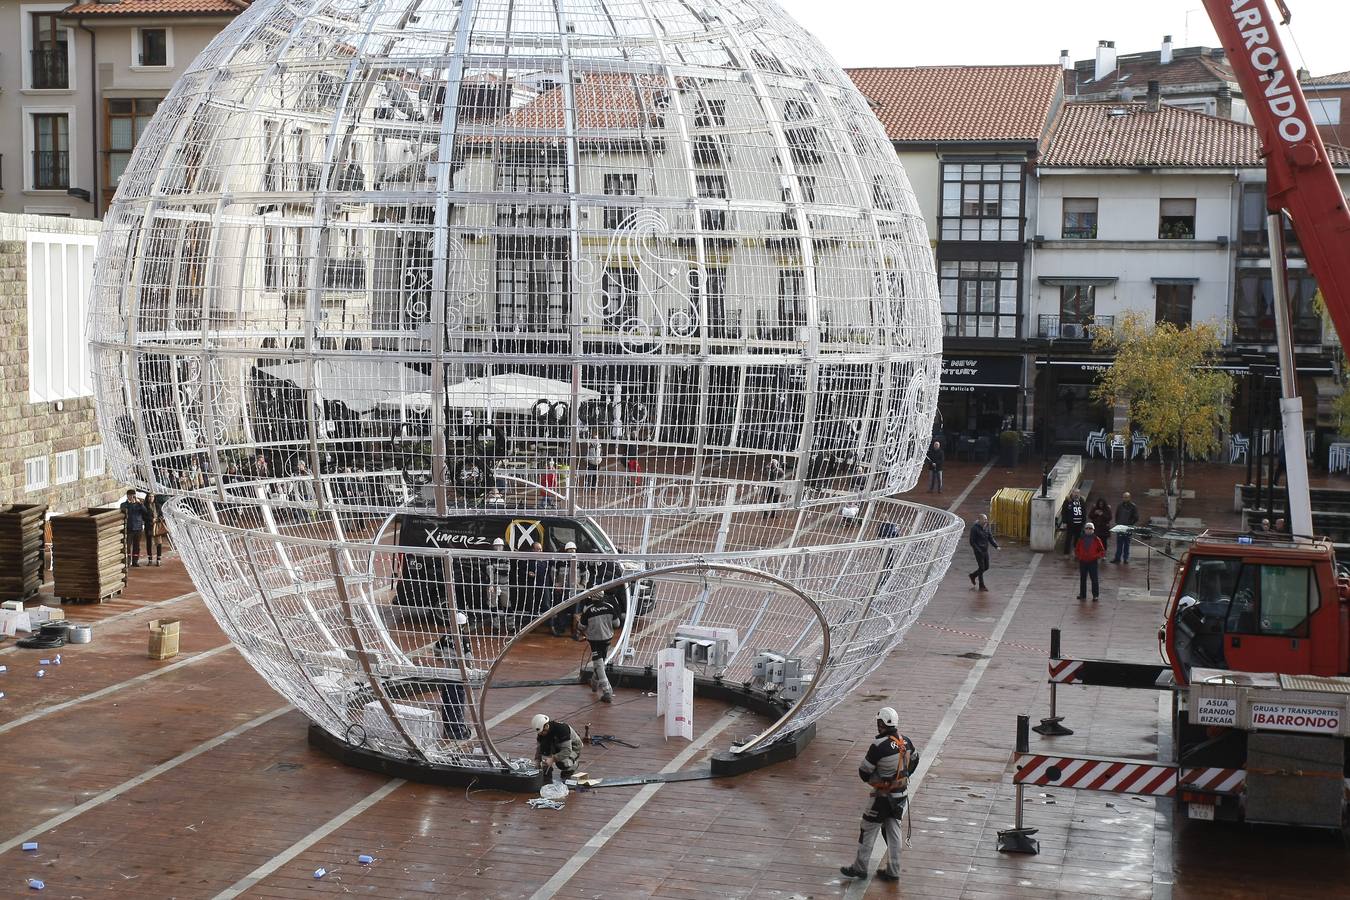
775 0 1345 76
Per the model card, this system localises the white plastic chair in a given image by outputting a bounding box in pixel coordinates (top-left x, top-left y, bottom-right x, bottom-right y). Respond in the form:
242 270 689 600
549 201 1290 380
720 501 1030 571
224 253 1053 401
1229 434 1249 464
1108 434 1127 461
1085 428 1106 458
1131 431 1150 460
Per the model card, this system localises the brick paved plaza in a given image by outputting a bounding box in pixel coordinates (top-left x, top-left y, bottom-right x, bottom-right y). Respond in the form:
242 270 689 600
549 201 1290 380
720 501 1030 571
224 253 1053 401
3 456 1349 899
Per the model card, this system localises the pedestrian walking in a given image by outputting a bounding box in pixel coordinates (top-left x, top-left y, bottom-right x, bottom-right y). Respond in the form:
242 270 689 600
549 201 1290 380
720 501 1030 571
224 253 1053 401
839 706 919 884
1089 497 1113 537
763 457 785 519
1061 489 1086 556
1112 491 1139 563
925 440 944 493
575 569 623 704
149 494 169 565
585 438 603 488
967 513 998 592
120 489 148 567
533 714 584 783
1075 522 1107 601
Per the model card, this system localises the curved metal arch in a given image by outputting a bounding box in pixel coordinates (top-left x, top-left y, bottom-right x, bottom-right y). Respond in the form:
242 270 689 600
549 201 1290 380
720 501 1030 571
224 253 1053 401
474 559 832 766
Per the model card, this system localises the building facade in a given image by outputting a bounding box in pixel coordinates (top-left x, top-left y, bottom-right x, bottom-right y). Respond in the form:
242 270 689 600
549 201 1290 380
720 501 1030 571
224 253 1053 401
0 0 246 219
0 210 119 512
848 65 1063 441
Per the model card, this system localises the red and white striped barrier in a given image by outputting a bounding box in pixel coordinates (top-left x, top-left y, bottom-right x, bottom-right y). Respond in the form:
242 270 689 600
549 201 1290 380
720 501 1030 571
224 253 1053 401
1180 766 1245 794
1014 753 1245 797
1048 659 1084 683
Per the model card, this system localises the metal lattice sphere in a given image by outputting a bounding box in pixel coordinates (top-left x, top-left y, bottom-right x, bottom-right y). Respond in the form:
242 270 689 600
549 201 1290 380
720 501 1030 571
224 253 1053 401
90 0 961 776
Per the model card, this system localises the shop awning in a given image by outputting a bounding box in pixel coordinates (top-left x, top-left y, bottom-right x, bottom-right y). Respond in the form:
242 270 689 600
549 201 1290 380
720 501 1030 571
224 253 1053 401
1037 276 1118 287
940 355 1023 391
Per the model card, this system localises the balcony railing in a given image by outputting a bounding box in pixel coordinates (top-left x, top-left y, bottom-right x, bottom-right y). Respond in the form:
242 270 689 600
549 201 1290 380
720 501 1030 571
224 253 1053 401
1038 314 1113 340
1234 316 1322 345
30 48 68 90
32 150 68 190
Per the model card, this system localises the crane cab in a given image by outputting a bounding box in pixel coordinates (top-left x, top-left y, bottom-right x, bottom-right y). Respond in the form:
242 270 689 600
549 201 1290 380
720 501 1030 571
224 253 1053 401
1163 530 1349 684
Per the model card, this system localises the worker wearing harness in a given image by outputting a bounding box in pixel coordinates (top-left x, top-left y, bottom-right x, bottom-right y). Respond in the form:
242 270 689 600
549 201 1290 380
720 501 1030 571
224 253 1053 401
840 706 917 883
576 558 624 703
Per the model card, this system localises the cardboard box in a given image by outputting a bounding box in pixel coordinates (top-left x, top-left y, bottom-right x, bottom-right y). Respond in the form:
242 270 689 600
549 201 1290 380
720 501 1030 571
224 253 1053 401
148 618 181 660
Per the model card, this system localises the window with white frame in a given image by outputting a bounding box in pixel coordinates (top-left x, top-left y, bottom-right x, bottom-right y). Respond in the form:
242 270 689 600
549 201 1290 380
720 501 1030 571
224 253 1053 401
27 232 97 402
133 27 172 68
54 449 78 484
1310 97 1341 126
84 444 105 477
24 456 49 492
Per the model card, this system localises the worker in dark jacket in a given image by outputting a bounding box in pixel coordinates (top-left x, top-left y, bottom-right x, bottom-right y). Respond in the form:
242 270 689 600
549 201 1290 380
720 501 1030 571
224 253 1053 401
533 714 583 782
1112 491 1139 563
926 440 944 493
967 513 998 592
575 568 624 703
1075 522 1108 601
839 706 916 883
1061 489 1086 556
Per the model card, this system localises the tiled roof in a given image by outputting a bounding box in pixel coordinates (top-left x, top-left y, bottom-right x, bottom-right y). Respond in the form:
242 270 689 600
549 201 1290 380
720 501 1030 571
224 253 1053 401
1041 101 1350 168
1304 70 1350 87
490 72 667 134
1066 48 1235 97
845 65 1062 144
63 0 248 16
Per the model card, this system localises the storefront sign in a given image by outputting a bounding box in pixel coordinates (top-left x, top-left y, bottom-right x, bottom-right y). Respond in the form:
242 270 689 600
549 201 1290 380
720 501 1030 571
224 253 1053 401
1249 701 1341 734
940 356 1022 392
1194 696 1238 727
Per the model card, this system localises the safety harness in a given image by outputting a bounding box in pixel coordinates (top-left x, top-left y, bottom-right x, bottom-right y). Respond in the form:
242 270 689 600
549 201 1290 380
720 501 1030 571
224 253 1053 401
869 734 914 795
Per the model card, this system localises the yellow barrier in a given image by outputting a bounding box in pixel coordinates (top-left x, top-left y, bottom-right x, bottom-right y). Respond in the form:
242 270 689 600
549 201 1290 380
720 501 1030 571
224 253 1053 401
990 487 1034 543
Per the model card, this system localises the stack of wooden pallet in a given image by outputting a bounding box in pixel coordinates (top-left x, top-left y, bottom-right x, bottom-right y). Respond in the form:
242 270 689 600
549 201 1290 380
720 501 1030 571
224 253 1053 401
52 508 126 604
0 503 46 601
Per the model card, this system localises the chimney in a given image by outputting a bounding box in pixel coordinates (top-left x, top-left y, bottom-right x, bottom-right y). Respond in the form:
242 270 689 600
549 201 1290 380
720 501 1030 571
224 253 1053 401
1094 40 1117 82
1060 49 1071 71
1146 80 1160 112
1216 84 1232 119
1160 35 1173 65
1297 67 1311 81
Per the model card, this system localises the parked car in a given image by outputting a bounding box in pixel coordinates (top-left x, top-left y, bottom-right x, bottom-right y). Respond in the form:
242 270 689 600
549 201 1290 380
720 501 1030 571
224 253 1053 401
392 512 655 617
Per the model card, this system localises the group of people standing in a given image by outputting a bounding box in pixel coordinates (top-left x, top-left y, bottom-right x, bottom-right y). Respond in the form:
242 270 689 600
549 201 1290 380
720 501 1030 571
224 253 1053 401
1060 489 1140 601
120 489 169 568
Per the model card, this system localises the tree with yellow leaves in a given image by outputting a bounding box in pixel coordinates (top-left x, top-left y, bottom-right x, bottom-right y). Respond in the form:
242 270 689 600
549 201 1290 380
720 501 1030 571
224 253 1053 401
1093 313 1235 523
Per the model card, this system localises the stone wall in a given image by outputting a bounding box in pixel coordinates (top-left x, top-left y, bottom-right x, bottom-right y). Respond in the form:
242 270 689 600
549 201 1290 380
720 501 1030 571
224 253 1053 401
0 213 122 515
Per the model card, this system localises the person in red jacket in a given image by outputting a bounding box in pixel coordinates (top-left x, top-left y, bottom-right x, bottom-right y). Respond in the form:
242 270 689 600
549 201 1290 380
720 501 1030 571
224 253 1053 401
1074 521 1107 601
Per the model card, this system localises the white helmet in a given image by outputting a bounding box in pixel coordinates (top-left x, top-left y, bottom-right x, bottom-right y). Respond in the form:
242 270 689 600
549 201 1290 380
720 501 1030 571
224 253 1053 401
531 714 550 732
492 537 505 548
564 541 577 551
877 707 900 729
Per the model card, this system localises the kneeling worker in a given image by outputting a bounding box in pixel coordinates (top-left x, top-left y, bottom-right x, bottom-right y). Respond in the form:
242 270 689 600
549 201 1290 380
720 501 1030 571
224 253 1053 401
533 714 583 783
840 706 917 883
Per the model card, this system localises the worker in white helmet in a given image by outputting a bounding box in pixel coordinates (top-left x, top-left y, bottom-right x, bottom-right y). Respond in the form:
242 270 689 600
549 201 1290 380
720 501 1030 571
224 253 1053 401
532 713 583 783
839 706 919 883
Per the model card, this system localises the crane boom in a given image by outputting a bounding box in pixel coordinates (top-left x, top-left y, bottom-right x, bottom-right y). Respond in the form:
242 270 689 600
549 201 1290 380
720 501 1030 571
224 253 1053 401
1202 0 1350 343
1203 0 1350 537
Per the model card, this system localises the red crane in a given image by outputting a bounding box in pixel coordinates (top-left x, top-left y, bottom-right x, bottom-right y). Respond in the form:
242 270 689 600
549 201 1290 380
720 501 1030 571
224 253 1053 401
1162 2 1350 683
1203 0 1350 336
